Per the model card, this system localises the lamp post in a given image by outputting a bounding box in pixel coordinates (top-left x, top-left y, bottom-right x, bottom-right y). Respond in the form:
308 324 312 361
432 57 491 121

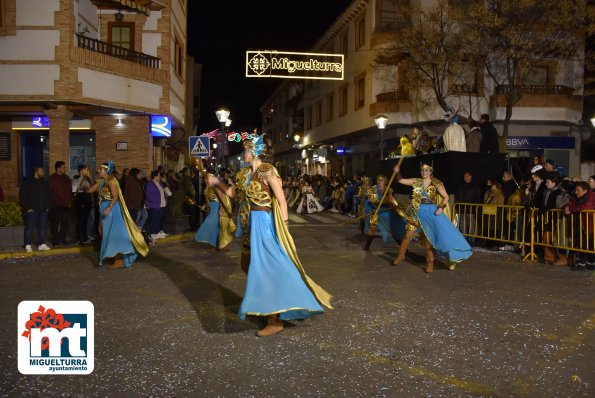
215 107 230 168
374 115 388 160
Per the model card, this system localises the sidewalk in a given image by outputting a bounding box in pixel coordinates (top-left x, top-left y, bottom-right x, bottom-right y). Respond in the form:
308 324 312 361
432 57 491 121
0 232 196 261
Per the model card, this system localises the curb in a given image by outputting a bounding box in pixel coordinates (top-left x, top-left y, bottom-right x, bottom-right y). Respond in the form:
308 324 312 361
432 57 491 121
0 232 196 261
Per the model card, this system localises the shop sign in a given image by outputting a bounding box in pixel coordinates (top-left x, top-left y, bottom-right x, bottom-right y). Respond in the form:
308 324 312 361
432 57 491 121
150 116 171 137
336 147 352 155
505 136 575 149
32 117 49 128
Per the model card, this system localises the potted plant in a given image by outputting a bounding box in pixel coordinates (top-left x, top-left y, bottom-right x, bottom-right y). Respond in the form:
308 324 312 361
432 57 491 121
0 201 25 248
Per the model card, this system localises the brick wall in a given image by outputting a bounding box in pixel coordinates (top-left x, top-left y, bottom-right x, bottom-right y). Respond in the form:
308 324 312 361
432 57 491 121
46 107 73 172
93 115 153 174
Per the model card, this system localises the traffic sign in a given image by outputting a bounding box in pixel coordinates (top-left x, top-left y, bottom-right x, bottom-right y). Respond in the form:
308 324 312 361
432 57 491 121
189 135 210 158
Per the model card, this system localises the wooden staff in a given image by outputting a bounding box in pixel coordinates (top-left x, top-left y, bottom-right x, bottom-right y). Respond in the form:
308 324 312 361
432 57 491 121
368 155 406 235
337 214 366 227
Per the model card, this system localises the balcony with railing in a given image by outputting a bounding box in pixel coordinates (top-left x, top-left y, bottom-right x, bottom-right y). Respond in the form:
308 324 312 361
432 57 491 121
370 90 411 115
76 34 160 69
491 84 581 111
495 85 574 96
452 84 478 94
72 33 166 84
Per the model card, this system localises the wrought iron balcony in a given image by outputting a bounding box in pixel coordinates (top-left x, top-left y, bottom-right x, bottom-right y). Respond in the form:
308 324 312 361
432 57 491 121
495 85 574 96
375 91 409 102
76 34 160 69
371 91 411 115
452 84 477 94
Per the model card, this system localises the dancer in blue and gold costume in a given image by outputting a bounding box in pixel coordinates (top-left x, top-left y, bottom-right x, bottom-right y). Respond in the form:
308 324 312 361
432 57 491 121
363 174 407 251
225 134 332 337
357 176 371 235
89 161 148 269
195 170 235 252
392 162 472 272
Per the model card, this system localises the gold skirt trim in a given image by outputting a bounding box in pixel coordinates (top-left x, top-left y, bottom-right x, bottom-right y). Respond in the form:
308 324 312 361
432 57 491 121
244 307 324 317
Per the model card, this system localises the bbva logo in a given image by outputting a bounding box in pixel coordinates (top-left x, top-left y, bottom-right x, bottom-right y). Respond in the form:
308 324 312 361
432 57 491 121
18 301 94 375
505 138 530 146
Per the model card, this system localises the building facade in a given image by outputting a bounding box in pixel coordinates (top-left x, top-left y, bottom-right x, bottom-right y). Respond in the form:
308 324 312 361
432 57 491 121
263 0 585 178
0 0 187 200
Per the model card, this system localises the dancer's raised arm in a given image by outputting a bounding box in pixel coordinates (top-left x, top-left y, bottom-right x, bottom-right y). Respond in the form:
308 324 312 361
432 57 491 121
393 164 414 186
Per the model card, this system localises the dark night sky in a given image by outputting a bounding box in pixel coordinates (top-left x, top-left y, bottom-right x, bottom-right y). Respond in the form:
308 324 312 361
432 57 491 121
187 1 352 133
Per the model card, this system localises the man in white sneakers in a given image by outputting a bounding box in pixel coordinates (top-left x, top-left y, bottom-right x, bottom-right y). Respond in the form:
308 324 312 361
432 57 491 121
19 166 52 252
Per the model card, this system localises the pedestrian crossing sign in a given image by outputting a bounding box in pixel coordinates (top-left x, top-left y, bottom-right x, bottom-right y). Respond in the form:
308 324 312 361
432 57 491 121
189 136 210 158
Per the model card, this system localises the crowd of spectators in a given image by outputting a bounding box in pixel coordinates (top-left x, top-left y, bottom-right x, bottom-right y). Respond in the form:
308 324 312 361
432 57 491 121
453 158 595 270
18 161 215 251
15 152 595 269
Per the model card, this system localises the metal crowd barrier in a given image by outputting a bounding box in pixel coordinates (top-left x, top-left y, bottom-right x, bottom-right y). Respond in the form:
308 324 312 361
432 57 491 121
451 203 595 263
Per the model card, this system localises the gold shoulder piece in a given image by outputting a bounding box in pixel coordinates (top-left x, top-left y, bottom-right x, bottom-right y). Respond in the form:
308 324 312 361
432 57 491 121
257 163 280 180
235 167 251 187
431 177 445 189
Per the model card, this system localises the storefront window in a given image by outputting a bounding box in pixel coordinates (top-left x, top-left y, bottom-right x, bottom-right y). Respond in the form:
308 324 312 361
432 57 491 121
69 133 96 178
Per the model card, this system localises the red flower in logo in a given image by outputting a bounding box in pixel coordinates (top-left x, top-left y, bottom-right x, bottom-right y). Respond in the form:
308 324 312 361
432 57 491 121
21 305 72 350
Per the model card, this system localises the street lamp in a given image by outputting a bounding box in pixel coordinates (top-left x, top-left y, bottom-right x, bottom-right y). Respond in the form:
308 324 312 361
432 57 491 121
374 115 388 160
215 107 230 168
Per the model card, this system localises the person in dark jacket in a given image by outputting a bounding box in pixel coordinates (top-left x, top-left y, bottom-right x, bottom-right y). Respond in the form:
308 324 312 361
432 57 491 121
124 168 144 223
47 160 72 246
500 171 518 203
564 182 595 269
536 173 561 262
479 114 499 154
19 166 52 252
455 171 482 243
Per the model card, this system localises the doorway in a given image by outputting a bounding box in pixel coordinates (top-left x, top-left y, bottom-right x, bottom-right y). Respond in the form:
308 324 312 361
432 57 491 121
20 132 49 182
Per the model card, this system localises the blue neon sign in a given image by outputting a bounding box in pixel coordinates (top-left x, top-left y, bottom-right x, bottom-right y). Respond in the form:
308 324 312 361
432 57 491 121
151 115 172 137
32 116 50 128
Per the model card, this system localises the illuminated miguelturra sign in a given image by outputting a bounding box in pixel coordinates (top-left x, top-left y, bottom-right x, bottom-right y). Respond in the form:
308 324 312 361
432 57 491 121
246 50 344 80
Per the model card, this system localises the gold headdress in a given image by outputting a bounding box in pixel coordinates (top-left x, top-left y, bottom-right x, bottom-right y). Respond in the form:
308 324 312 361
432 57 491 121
100 160 115 175
243 133 267 157
420 161 433 173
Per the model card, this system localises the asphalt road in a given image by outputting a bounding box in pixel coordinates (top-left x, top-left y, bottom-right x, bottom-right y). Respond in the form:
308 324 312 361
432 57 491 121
1 211 594 397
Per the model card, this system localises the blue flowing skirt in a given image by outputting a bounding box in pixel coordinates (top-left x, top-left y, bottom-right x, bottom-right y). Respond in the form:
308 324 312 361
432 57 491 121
195 201 219 248
364 207 407 243
239 210 324 321
418 204 472 263
99 201 137 267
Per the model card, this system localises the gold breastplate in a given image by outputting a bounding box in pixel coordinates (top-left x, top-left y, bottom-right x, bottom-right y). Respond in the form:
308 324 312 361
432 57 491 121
99 178 113 201
245 163 279 208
